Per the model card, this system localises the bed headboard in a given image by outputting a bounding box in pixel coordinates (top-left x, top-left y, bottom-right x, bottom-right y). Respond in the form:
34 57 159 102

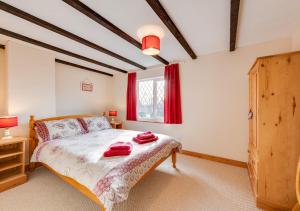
28 113 105 167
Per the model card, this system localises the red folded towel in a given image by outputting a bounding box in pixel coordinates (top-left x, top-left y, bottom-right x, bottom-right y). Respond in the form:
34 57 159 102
133 136 158 144
109 142 132 150
137 131 152 136
137 133 155 140
103 142 133 157
103 149 132 157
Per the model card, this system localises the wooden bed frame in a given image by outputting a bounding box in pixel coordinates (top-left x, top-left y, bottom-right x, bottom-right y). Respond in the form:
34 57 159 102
28 114 177 211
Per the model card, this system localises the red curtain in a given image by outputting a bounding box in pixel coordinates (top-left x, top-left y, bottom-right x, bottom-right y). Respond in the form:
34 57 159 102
164 63 182 124
126 72 137 121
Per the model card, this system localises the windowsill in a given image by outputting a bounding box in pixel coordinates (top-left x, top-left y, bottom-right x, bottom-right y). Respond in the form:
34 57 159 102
135 119 164 124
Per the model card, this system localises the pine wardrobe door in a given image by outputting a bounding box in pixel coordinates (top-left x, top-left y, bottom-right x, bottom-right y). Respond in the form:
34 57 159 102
258 54 300 209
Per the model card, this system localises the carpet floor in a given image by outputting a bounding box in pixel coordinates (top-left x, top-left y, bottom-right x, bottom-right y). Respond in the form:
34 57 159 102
0 154 260 211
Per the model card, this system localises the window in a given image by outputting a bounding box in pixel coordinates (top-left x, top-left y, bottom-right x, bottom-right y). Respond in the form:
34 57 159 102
137 77 165 122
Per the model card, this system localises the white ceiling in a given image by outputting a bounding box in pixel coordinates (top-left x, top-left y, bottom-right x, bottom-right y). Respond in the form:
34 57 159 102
0 0 300 74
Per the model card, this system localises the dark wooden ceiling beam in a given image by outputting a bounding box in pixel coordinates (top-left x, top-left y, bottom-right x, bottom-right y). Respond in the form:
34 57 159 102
230 0 240 51
62 0 169 65
55 59 113 77
0 28 127 73
146 0 197 59
0 44 5 49
0 1 145 70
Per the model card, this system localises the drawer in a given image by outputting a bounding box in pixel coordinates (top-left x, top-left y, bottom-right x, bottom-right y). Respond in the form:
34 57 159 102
0 171 27 192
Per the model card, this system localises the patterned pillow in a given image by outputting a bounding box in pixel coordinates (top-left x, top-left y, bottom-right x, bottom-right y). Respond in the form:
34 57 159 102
80 116 111 133
35 118 87 143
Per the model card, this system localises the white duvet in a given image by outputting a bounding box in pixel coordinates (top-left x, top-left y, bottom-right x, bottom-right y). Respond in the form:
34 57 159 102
31 129 181 210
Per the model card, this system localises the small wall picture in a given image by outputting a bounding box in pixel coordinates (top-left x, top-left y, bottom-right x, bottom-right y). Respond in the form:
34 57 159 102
81 81 93 92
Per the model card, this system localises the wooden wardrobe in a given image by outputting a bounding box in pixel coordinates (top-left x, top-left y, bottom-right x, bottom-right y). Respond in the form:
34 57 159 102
248 51 300 210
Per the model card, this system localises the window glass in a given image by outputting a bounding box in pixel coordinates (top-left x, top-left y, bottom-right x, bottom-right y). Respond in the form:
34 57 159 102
137 77 164 122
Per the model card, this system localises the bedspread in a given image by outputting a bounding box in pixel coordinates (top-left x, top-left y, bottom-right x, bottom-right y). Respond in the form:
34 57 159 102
31 129 181 210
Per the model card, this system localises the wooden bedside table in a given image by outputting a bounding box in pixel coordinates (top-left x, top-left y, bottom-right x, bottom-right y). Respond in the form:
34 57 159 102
111 122 123 129
0 137 27 192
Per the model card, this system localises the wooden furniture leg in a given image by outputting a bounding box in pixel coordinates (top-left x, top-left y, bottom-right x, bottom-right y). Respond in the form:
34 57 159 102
29 163 36 172
172 149 176 168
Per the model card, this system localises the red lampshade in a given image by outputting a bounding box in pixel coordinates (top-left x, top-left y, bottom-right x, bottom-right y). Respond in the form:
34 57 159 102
142 35 160 55
0 116 18 128
109 111 117 117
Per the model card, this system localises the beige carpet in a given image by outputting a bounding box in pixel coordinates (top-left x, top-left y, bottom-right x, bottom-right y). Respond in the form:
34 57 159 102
0 154 260 211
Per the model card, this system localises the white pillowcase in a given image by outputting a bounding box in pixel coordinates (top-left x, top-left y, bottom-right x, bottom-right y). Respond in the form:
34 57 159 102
81 116 111 132
35 118 86 143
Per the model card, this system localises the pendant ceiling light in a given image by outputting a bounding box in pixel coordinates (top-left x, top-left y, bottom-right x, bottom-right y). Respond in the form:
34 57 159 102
142 35 160 56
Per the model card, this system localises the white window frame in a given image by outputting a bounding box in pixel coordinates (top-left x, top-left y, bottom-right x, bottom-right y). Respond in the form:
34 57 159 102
136 76 165 123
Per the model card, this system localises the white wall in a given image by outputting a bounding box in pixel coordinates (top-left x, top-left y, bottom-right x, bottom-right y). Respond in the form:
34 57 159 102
0 41 114 163
0 37 297 163
0 48 5 117
0 48 7 137
113 38 293 162
292 29 300 51
55 63 113 115
5 41 56 137
2 41 56 162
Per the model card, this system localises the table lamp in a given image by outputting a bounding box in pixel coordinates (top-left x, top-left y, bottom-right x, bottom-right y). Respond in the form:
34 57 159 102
109 111 117 123
0 116 18 140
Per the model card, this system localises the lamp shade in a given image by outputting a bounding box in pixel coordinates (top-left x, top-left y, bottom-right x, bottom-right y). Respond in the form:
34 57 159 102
142 35 160 55
109 111 118 117
0 116 18 128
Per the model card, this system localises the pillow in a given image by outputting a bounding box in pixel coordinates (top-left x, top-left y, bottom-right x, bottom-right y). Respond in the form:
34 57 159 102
35 118 87 143
79 116 111 133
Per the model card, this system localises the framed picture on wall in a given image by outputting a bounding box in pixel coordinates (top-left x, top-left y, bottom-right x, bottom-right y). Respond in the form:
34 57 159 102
81 81 93 92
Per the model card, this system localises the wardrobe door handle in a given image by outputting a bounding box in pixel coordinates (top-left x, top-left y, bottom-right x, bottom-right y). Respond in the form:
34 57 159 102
248 110 253 120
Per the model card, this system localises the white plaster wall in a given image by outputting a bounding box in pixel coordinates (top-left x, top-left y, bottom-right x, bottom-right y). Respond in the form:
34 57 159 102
6 42 56 136
0 48 7 137
55 63 113 115
4 41 56 162
0 48 5 116
292 29 300 51
0 37 295 164
1 41 114 163
112 38 292 162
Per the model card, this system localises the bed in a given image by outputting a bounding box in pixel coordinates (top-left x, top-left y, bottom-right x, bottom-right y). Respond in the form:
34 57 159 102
28 114 181 211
